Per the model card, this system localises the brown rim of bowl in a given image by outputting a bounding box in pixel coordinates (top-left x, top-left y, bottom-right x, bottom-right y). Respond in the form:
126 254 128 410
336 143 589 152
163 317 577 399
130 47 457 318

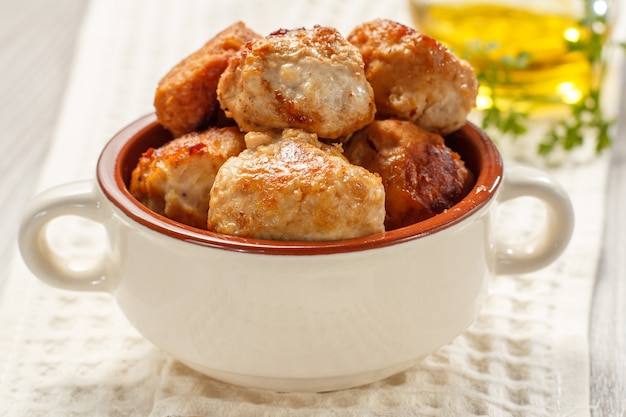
96 113 503 255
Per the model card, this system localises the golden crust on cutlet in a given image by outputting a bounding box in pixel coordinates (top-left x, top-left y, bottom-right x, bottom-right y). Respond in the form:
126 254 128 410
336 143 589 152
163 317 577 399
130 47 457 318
154 21 261 137
344 119 474 230
207 129 386 240
129 126 246 229
348 19 478 135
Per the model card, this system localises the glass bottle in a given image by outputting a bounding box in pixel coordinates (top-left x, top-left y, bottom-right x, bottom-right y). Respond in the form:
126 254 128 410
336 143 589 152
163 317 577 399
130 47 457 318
409 0 612 115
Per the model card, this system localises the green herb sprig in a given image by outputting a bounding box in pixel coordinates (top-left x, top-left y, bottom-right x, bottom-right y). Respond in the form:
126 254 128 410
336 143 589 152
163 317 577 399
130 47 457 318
539 88 613 155
468 6 615 158
471 47 531 138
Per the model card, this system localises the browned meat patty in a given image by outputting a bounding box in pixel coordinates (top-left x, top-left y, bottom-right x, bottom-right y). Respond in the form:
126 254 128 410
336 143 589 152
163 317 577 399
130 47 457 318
344 119 474 230
217 26 375 140
129 126 246 229
154 21 261 137
207 128 385 240
348 19 478 135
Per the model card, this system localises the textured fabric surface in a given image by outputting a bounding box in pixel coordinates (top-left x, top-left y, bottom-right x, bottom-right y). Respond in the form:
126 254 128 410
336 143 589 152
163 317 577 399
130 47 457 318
0 0 613 415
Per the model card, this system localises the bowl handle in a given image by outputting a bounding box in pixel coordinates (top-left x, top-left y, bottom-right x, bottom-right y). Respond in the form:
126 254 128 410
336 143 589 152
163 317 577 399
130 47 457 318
494 165 574 275
18 180 113 292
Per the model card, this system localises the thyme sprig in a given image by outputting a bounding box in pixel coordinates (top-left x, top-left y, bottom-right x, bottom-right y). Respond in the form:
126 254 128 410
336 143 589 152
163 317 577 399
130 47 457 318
539 88 613 155
539 6 614 156
466 7 614 158
471 46 531 138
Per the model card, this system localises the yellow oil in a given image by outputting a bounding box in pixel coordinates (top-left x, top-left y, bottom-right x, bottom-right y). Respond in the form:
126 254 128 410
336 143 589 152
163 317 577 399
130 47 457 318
409 2 606 113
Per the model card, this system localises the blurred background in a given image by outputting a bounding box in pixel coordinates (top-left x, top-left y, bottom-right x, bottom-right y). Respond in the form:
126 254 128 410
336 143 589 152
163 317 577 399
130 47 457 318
410 0 619 164
0 0 86 289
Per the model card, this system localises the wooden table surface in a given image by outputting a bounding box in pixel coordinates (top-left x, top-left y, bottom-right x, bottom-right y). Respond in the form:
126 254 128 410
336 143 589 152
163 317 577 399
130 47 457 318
0 1 624 415
588 63 626 416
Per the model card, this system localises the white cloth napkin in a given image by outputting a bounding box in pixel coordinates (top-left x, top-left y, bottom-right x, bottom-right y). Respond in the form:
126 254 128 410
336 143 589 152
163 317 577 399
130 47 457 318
0 0 614 415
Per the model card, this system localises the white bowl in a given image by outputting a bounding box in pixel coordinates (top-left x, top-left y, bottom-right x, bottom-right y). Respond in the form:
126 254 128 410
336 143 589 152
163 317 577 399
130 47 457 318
18 114 574 392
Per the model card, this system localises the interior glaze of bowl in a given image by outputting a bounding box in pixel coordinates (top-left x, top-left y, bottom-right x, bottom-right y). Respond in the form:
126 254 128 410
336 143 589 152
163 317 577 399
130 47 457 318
97 113 503 255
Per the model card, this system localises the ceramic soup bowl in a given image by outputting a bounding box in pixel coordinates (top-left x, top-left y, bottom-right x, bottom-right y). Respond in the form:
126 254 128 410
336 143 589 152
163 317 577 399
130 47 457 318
18 113 574 392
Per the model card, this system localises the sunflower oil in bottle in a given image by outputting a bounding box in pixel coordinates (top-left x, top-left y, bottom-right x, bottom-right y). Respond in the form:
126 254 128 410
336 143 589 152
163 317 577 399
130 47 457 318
409 0 611 115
